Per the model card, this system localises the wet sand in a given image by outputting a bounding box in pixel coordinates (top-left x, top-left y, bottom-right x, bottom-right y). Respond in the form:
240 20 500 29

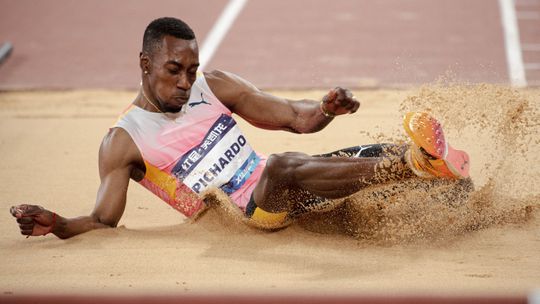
0 87 539 296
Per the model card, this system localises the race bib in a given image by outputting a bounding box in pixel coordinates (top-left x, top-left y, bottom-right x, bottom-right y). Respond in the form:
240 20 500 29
172 114 260 194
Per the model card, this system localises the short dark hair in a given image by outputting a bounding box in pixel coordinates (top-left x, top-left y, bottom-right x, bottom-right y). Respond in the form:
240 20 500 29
142 17 196 55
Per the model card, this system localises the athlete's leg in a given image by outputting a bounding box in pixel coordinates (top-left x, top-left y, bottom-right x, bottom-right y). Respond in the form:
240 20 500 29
252 143 413 213
314 143 399 158
245 112 470 228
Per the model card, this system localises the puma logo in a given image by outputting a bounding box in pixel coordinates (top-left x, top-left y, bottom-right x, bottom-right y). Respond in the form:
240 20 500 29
189 93 211 107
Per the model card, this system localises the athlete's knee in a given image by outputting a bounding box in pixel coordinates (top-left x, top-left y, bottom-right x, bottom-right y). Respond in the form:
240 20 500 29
265 152 308 182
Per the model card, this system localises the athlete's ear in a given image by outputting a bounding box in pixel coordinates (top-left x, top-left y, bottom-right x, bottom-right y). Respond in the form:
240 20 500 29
140 52 151 74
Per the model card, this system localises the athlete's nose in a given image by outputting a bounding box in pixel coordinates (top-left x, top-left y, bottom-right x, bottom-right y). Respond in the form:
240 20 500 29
177 72 192 90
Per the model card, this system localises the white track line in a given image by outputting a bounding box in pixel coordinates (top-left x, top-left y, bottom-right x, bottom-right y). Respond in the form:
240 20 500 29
499 0 527 87
198 0 248 72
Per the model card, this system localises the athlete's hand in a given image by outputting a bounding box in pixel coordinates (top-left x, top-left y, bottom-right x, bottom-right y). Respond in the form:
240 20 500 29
321 87 360 116
10 204 56 237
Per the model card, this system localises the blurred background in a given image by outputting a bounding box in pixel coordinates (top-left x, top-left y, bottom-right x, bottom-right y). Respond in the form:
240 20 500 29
0 0 538 90
1 1 539 303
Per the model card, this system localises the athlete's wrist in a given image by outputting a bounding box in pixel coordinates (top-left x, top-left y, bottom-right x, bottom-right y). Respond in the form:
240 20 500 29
46 212 58 235
319 100 336 118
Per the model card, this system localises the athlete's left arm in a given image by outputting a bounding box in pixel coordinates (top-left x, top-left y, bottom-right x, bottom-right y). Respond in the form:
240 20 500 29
204 70 360 133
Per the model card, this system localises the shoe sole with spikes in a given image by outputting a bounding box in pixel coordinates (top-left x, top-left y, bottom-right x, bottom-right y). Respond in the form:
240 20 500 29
403 112 470 179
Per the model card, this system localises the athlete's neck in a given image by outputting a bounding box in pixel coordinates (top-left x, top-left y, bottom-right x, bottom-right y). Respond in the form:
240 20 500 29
140 86 163 113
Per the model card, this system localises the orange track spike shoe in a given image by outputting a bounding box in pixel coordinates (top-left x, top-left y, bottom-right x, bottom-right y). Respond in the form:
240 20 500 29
403 112 470 179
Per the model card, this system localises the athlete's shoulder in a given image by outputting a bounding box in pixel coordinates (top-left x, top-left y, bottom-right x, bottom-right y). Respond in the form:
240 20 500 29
203 69 234 90
99 127 142 170
104 127 133 145
204 69 255 87
203 69 229 81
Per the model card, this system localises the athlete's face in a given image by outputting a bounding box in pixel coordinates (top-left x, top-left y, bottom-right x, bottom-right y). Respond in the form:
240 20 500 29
142 36 199 113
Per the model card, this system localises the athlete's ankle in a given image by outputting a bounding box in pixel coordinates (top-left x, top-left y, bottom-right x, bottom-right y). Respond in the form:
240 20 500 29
405 146 434 178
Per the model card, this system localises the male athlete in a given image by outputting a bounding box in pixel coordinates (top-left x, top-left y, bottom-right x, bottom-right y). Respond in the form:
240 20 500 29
10 17 470 239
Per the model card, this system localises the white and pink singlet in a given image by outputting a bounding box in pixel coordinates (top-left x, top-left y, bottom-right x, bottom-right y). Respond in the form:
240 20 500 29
114 73 267 218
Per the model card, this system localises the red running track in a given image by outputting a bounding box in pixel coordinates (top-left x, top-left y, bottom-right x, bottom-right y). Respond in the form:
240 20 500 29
0 1 538 88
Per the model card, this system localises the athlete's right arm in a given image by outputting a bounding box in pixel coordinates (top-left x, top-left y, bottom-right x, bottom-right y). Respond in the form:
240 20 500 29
10 128 141 239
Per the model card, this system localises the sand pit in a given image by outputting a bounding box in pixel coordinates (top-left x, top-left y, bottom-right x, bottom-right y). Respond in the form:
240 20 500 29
0 86 539 296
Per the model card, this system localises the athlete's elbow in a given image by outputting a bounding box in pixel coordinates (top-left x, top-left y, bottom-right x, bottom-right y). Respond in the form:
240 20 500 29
56 232 72 240
99 218 119 228
94 214 120 229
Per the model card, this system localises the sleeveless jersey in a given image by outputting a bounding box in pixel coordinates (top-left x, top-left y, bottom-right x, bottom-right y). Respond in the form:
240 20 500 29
113 73 267 218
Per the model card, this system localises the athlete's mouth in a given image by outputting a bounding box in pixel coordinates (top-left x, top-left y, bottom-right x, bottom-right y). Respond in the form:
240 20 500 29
173 95 189 102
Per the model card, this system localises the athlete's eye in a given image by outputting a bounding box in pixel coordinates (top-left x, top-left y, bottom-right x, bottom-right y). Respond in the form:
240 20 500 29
168 68 180 75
